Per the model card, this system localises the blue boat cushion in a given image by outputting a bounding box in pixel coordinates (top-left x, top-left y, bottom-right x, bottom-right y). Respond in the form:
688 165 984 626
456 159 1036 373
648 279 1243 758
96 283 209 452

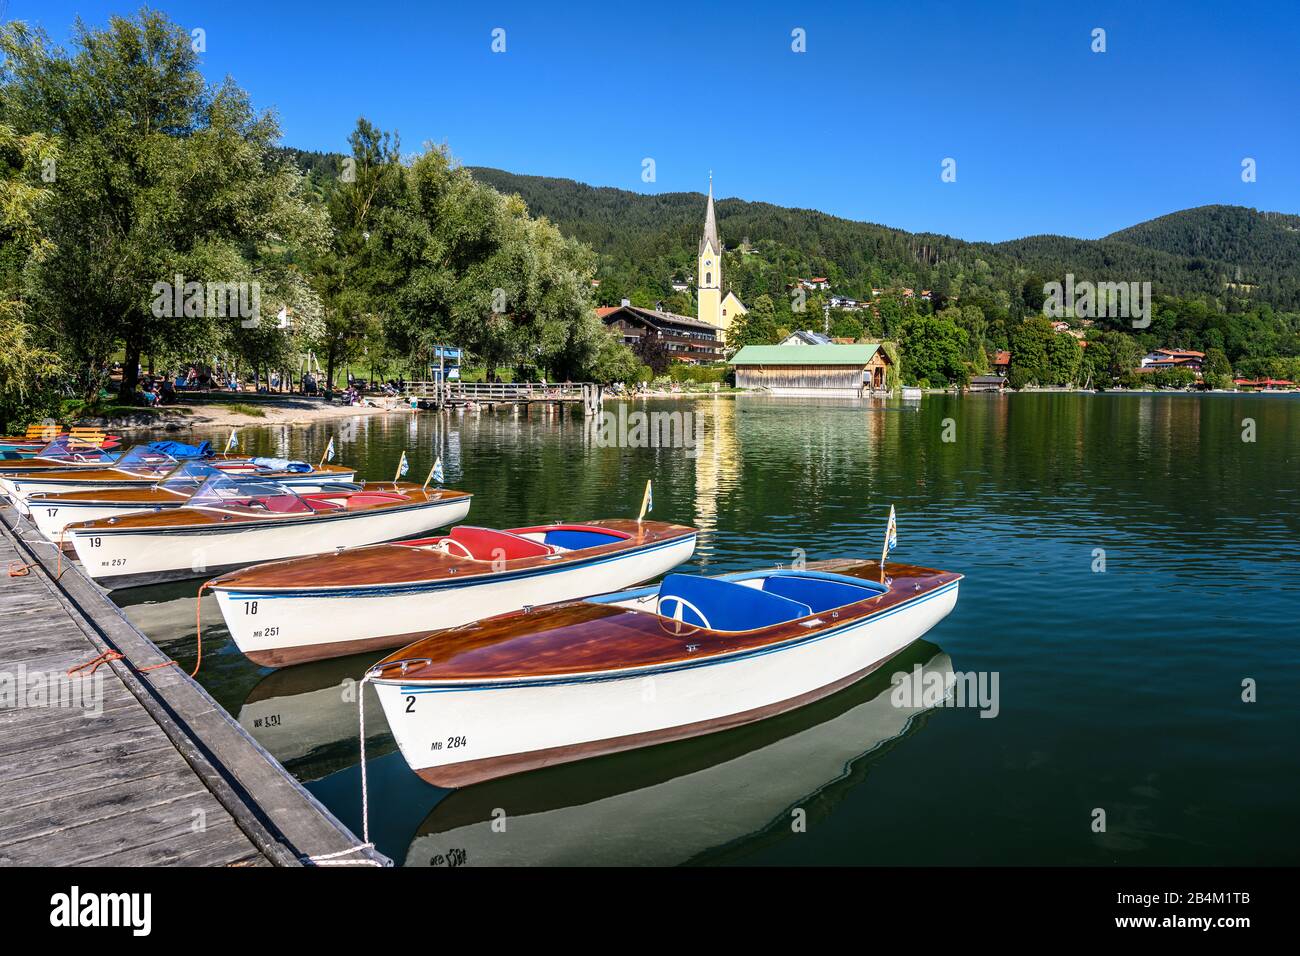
542 529 626 550
762 575 878 612
658 574 812 632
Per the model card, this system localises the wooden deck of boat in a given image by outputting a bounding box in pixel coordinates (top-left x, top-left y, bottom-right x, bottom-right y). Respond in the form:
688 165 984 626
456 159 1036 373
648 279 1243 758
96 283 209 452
0 506 389 867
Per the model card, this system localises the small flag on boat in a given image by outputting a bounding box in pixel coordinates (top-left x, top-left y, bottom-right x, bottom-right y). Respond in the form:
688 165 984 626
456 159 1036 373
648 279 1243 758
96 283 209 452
319 436 335 468
637 479 653 523
225 429 239 452
394 450 409 483
423 456 444 490
880 504 898 577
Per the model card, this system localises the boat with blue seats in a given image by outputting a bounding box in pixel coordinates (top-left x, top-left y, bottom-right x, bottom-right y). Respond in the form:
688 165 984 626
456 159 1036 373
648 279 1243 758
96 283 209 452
368 559 962 787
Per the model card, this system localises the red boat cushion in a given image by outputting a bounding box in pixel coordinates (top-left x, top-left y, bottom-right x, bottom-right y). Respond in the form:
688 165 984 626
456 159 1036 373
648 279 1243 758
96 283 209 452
448 526 554 561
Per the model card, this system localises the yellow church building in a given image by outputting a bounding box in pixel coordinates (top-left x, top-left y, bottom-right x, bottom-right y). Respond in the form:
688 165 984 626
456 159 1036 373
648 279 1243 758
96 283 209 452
696 177 747 340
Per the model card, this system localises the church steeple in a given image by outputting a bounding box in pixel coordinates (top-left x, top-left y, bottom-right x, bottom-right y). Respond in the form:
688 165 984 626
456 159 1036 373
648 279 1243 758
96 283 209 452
699 173 719 256
697 173 724 330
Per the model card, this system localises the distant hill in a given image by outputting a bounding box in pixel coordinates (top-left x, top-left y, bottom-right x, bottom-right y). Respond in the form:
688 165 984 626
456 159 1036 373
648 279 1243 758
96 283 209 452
466 168 1300 311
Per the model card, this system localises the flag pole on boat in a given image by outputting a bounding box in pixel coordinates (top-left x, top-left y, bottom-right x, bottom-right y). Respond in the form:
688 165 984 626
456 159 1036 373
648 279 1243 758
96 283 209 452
880 504 897 583
393 450 409 485
423 456 444 491
637 479 653 523
319 435 335 469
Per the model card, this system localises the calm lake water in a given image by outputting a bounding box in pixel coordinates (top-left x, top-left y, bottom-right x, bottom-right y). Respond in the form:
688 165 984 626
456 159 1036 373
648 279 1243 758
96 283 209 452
113 393 1300 865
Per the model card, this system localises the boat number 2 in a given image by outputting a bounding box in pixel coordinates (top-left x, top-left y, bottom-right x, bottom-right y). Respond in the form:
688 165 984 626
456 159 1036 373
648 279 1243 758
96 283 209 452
243 601 258 615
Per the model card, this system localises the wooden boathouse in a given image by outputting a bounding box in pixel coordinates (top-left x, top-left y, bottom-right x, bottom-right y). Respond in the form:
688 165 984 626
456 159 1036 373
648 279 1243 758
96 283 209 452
728 343 893 397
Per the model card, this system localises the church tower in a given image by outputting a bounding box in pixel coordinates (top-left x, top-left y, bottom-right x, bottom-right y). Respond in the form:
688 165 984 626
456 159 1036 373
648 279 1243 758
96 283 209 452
697 175 723 329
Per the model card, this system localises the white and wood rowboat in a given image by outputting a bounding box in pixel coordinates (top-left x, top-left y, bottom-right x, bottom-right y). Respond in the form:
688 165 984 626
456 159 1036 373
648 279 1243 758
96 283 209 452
206 519 699 667
25 461 361 539
368 560 962 788
64 475 472 589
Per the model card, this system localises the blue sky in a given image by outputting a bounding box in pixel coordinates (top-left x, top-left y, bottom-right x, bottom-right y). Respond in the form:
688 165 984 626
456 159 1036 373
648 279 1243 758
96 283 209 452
11 0 1300 241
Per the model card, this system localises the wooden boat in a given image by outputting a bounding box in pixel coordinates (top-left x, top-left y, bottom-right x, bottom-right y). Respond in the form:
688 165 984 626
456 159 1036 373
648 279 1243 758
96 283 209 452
368 560 962 787
25 461 362 540
64 475 473 589
404 644 954 865
3 444 355 513
207 519 698 667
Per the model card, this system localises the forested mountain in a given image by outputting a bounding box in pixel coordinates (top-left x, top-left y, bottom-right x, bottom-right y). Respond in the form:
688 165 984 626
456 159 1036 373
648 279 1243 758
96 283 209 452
468 168 1300 313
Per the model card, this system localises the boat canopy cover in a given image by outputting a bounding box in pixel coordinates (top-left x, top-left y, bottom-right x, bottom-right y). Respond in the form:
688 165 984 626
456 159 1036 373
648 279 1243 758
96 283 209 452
158 461 226 494
249 456 312 473
188 474 309 513
36 436 118 463
112 444 181 472
146 439 213 459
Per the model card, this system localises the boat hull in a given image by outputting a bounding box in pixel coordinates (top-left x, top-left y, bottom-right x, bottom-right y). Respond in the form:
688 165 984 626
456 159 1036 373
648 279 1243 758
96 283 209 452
212 533 698 667
373 579 959 787
67 495 472 589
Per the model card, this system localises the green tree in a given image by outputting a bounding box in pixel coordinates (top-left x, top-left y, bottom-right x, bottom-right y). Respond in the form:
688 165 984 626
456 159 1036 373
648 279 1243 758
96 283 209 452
899 314 968 386
0 11 325 401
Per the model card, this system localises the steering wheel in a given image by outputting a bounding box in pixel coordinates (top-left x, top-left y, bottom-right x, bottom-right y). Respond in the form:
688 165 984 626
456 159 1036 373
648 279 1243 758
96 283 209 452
656 594 712 633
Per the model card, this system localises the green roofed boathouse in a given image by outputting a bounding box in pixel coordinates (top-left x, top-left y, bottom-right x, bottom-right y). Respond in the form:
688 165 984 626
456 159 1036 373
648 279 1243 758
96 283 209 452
727 343 893 397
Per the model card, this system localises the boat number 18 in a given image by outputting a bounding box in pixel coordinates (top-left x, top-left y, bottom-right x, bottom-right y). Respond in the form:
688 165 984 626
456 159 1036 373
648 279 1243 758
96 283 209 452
243 601 258 615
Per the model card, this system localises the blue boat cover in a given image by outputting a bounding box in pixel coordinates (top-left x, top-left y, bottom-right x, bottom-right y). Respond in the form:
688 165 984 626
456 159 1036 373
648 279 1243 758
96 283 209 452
658 574 811 631
250 457 313 473
146 440 213 459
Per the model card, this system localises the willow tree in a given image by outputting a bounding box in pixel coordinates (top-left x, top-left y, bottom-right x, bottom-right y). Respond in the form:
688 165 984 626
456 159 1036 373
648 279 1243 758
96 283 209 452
0 11 326 401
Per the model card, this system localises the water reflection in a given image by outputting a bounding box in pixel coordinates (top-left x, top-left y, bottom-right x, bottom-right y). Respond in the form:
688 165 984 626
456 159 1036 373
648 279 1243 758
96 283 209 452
403 642 952 867
238 655 391 782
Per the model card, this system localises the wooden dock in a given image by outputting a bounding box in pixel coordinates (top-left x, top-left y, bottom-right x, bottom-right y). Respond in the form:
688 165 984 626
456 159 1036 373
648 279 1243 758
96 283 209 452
0 506 389 867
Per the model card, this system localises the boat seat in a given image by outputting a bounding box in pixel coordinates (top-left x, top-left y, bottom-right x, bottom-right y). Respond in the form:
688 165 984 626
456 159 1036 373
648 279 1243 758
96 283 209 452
657 574 812 632
762 575 878 612
448 526 555 561
261 494 313 514
535 527 629 550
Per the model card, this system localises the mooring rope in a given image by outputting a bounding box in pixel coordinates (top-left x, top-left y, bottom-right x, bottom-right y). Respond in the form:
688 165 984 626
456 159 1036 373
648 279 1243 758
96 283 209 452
303 673 382 866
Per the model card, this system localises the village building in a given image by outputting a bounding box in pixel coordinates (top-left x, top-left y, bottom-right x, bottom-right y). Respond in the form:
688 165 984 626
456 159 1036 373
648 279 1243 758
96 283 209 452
728 342 892 396
968 375 1008 393
598 302 721 364
991 350 1012 377
780 330 834 346
1140 348 1205 372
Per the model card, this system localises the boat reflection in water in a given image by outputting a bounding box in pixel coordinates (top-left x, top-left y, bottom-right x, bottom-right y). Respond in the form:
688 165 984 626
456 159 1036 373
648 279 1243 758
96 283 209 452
238 656 391 781
403 641 954 867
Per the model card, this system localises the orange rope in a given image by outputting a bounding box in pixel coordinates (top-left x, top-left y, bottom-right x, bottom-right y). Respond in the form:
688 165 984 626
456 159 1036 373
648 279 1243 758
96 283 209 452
65 582 207 679
67 651 124 676
7 560 35 577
